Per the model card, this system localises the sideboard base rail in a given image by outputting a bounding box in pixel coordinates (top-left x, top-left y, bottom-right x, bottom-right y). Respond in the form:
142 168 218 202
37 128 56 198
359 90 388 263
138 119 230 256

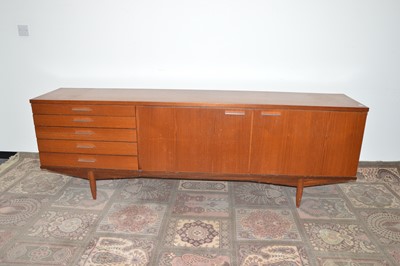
42 166 356 207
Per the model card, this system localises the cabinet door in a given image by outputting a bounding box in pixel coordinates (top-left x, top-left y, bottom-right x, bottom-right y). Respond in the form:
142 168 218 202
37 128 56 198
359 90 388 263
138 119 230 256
137 106 252 173
250 109 329 176
250 109 367 177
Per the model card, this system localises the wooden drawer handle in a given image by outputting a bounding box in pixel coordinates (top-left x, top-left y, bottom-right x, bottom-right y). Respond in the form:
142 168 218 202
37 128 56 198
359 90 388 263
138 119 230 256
73 118 93 123
74 130 94 135
71 107 93 112
78 158 96 163
225 110 245 116
261 111 281 117
76 144 95 149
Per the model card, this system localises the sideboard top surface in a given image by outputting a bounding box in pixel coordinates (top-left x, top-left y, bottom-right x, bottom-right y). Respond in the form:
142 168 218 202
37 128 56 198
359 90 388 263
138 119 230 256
30 88 368 111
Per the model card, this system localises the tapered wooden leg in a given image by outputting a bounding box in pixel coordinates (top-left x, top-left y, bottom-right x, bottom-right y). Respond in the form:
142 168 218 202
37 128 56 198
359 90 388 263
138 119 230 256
296 178 304 208
88 170 97 199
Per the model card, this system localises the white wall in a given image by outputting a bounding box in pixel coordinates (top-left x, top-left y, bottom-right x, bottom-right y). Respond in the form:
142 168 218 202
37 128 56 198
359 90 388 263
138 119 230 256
1 0 399 160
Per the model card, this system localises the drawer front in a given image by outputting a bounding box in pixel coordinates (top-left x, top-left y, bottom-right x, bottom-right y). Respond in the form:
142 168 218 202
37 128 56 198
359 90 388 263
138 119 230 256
37 139 137 155
32 103 136 116
39 153 138 170
35 127 137 142
33 115 136 128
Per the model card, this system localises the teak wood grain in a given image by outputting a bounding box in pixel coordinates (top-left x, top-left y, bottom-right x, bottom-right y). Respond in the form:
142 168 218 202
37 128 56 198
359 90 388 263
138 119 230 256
137 106 252 173
30 88 369 207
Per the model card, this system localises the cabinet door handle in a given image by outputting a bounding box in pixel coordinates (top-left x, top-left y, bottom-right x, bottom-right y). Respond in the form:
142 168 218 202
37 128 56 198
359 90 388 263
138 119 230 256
74 130 94 135
225 110 245 116
261 111 281 117
76 144 95 149
71 107 93 112
73 117 93 123
77 158 96 163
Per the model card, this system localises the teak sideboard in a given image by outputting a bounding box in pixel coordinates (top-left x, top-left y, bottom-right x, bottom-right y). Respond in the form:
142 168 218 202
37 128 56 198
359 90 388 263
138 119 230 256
30 88 369 207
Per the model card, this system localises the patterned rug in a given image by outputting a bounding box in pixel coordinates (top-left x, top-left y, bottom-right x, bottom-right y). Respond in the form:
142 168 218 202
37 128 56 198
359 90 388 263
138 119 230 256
0 153 400 265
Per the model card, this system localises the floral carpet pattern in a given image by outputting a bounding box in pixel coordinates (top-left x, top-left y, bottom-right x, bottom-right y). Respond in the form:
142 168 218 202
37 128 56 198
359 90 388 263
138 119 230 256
0 153 399 265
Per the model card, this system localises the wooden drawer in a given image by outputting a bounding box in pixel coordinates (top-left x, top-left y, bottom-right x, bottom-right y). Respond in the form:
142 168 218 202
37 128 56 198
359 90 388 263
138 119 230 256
33 115 136 128
39 152 138 170
32 103 135 116
35 127 137 142
37 139 137 155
